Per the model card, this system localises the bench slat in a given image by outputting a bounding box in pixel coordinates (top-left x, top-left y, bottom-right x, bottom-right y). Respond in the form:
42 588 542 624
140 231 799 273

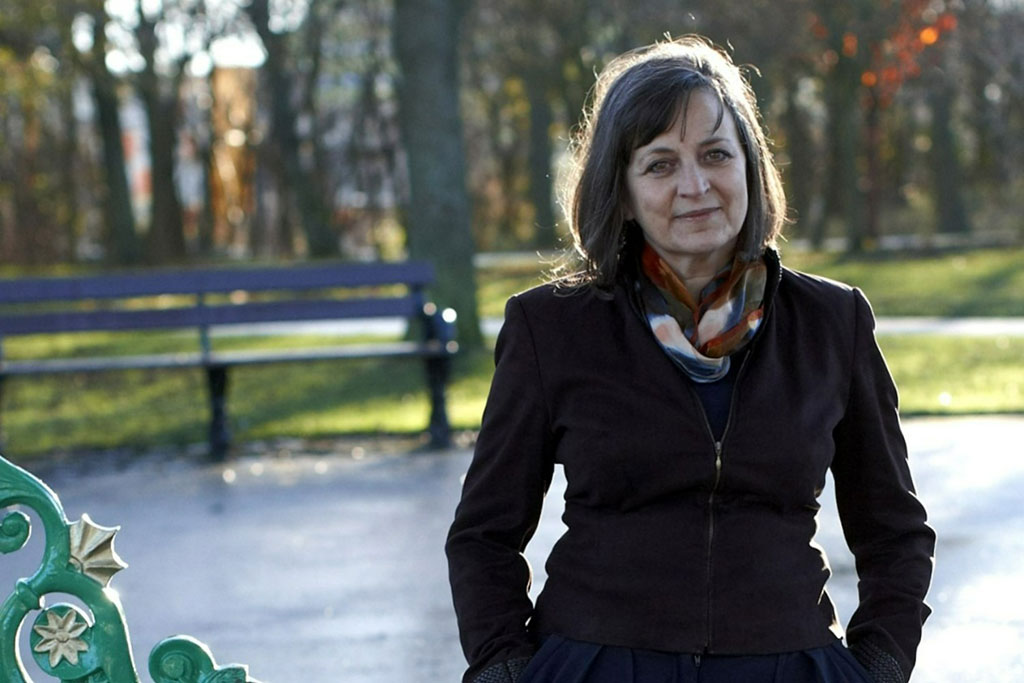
0 262 436 303
208 341 452 366
0 342 453 375
1 353 205 374
0 296 423 336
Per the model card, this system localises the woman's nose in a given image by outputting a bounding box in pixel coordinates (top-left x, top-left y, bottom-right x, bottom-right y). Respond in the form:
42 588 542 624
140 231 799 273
676 163 710 196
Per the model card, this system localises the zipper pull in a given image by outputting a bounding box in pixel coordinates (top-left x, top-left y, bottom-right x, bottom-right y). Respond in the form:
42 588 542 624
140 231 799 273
693 653 702 668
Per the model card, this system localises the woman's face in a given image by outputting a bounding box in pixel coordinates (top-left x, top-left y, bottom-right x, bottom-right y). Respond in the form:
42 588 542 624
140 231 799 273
624 89 748 277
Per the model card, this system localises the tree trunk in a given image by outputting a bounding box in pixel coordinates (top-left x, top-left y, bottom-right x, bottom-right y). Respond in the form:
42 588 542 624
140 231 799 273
89 12 139 265
136 5 186 262
524 64 557 248
962 0 1010 186
821 58 864 252
863 89 882 247
56 10 80 261
197 139 216 254
12 129 51 264
59 94 79 259
394 0 482 348
928 68 971 235
141 92 187 261
193 69 217 256
246 0 337 258
781 73 817 240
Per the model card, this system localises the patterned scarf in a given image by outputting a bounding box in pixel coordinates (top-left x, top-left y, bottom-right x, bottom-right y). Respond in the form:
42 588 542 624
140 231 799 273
637 243 767 383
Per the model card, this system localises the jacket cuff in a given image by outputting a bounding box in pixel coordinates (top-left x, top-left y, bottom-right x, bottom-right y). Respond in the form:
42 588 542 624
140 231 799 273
849 640 906 683
471 656 532 683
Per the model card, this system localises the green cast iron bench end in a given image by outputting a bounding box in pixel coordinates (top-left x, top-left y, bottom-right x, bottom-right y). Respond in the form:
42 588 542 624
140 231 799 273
0 454 260 683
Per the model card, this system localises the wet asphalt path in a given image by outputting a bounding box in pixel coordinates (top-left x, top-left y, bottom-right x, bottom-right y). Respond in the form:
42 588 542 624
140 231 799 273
2 416 1022 682
212 316 1024 340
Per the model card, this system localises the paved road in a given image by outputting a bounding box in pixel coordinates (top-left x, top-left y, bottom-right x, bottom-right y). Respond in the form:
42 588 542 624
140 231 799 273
2 416 1022 682
214 315 1024 340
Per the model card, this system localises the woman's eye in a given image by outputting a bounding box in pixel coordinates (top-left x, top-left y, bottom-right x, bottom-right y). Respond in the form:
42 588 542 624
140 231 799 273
646 160 673 174
706 149 733 163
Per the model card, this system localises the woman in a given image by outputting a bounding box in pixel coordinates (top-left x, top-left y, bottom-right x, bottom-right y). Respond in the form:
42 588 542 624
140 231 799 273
446 36 935 683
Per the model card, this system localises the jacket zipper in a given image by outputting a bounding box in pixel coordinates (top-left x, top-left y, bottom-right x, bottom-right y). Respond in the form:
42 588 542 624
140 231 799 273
695 346 753 654
694 255 779 653
626 257 781 653
704 438 723 652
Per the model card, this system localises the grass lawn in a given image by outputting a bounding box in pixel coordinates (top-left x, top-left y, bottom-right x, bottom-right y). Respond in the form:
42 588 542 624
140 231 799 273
0 246 1021 459
777 247 1024 317
1 334 1019 459
880 335 1023 414
478 246 1024 317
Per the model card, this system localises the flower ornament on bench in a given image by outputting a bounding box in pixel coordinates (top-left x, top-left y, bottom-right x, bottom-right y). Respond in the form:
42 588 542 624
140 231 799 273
32 606 90 668
0 455 261 683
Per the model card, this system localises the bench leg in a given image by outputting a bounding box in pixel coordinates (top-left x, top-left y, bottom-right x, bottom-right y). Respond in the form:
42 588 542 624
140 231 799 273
206 366 231 459
425 357 452 449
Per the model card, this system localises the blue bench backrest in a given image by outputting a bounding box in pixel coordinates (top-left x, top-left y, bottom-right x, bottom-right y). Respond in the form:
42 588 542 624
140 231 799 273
0 262 437 337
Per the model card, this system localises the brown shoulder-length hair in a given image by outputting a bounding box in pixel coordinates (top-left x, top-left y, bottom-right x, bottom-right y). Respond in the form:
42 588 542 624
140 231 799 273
559 35 787 291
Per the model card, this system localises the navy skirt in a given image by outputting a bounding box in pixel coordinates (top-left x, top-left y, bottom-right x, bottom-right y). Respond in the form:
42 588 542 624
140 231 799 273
518 635 874 683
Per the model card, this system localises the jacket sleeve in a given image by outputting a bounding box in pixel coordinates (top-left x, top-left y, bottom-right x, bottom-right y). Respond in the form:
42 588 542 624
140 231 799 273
830 288 936 683
446 296 556 683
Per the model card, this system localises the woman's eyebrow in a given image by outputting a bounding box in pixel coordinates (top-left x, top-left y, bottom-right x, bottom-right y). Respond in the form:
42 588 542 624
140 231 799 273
699 136 733 146
634 135 735 162
637 146 678 157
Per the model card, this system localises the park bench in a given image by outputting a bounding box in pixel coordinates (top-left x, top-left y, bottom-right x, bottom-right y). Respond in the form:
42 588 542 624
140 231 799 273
0 261 458 458
0 452 260 682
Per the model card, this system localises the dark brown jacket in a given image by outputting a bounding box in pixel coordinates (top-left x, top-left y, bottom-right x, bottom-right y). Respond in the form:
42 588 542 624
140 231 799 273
446 252 935 682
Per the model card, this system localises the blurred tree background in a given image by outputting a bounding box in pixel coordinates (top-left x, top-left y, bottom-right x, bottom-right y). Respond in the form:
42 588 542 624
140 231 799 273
1 0 1021 344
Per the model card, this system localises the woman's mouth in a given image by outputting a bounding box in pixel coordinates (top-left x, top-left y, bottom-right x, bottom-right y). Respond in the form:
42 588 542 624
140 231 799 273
674 207 719 220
